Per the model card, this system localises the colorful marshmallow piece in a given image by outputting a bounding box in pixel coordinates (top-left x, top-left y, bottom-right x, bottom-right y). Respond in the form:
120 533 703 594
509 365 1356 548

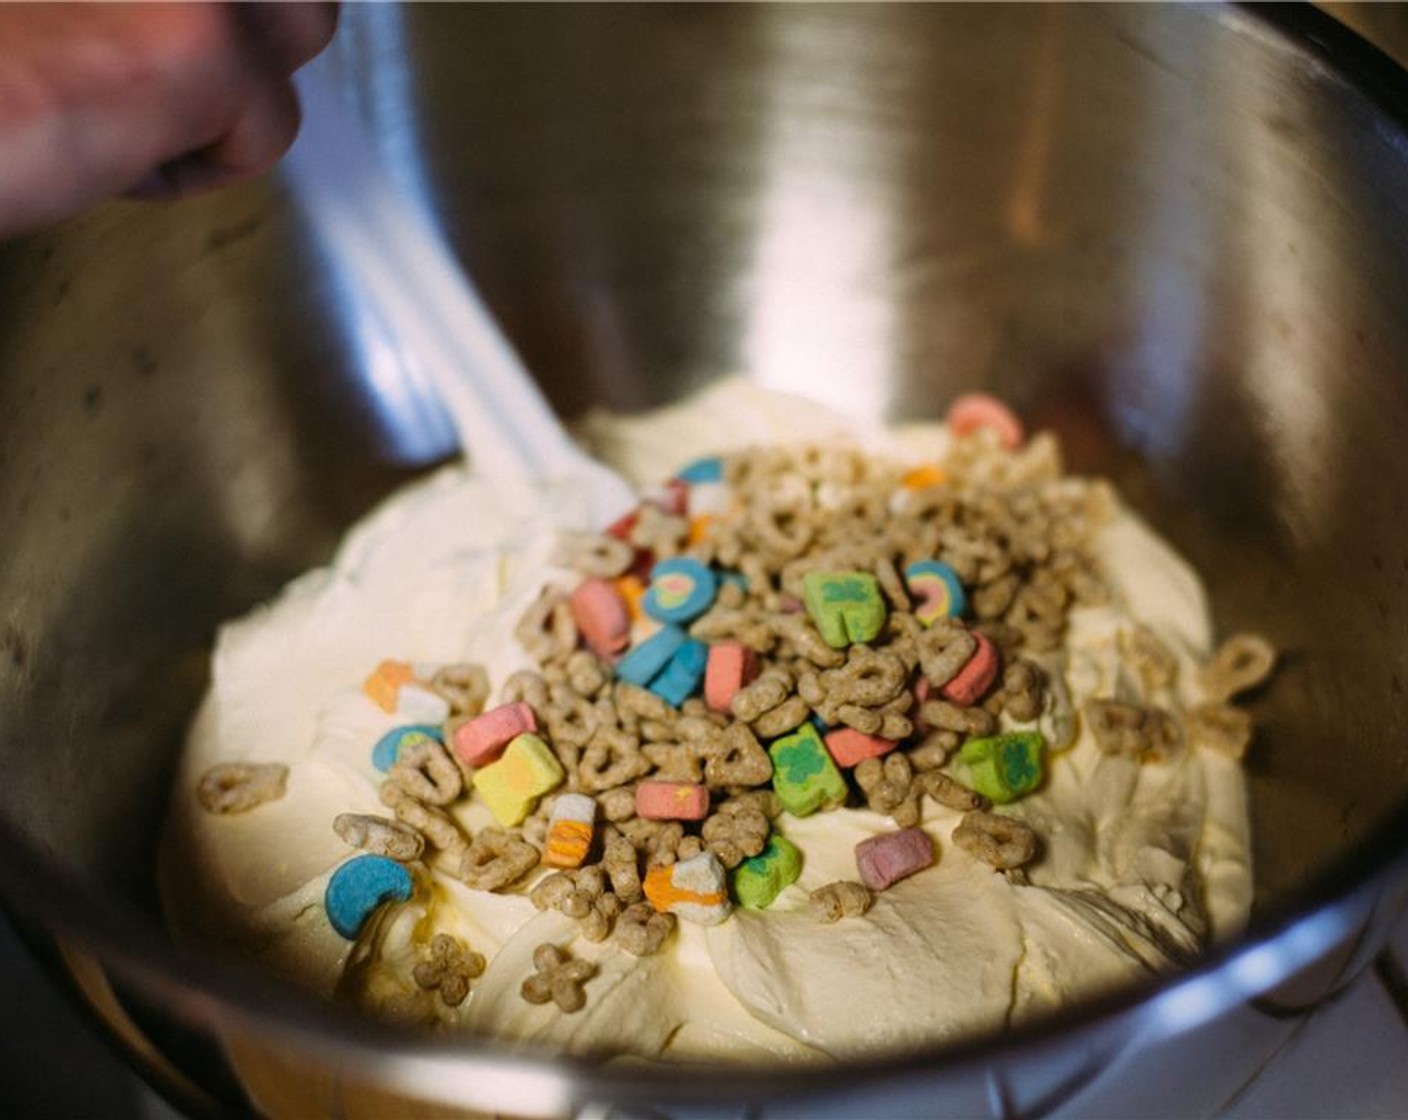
605 506 640 541
570 578 632 659
901 462 948 490
732 833 803 909
451 702 538 768
648 478 691 516
643 557 718 625
543 793 597 869
802 571 887 648
704 641 759 714
362 659 415 713
615 624 689 687
676 456 725 484
473 733 565 826
855 828 936 891
824 727 898 769
325 854 414 939
939 631 1001 706
904 560 967 625
635 780 710 821
643 851 732 925
371 724 443 773
958 731 1046 804
396 683 452 724
613 574 647 622
648 638 709 707
719 570 749 594
769 723 849 818
687 480 733 519
946 392 1025 450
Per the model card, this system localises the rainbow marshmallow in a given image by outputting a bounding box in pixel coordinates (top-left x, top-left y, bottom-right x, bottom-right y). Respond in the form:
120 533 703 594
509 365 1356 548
903 560 967 624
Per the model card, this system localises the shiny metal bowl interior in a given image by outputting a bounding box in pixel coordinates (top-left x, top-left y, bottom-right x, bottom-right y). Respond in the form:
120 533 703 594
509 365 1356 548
3 2 1408 1115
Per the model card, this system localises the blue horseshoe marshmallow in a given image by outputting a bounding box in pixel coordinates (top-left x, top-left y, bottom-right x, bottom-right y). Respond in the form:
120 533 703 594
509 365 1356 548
325 855 414 939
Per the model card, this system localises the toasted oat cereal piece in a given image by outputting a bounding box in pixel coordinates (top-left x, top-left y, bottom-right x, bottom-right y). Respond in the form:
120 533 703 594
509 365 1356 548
381 785 468 858
430 663 491 717
752 695 811 739
907 732 957 773
1120 626 1178 693
578 728 651 793
389 737 462 807
196 762 289 814
629 504 690 557
916 769 987 812
809 880 874 922
615 902 677 956
854 828 935 891
333 812 425 862
1202 633 1277 704
552 530 635 578
521 944 597 1013
770 612 845 667
701 799 770 869
729 669 791 723
457 828 538 892
324 854 414 939
372 725 443 774
413 933 485 1008
601 826 644 901
500 669 550 712
642 741 705 782
701 722 773 788
1084 699 1182 762
952 810 1038 871
452 702 538 768
636 780 710 821
1186 703 1254 760
516 586 578 663
855 753 921 826
915 619 978 688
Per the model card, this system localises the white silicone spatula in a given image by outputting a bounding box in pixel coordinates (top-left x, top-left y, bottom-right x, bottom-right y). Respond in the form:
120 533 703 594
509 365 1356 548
285 59 635 514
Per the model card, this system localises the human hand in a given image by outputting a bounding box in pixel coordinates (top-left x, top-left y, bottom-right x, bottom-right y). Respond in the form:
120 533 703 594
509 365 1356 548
0 2 337 238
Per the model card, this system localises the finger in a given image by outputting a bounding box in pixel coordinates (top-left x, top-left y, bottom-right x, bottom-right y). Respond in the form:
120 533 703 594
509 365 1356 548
127 69 302 198
236 2 340 74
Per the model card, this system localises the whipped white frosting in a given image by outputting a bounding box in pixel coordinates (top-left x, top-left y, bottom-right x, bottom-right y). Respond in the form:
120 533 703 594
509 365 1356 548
160 379 1250 1060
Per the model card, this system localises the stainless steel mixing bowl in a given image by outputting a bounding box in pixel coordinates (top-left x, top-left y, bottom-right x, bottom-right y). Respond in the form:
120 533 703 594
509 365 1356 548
2 3 1408 1117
